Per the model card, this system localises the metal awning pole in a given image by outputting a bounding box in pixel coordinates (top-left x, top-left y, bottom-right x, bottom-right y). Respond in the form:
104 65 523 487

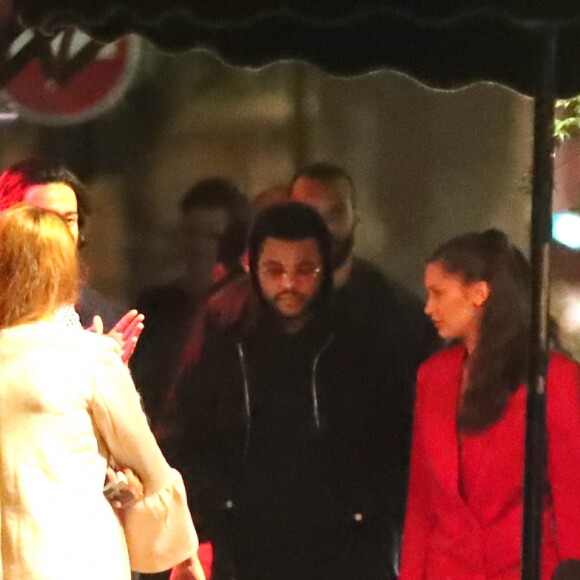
521 28 557 580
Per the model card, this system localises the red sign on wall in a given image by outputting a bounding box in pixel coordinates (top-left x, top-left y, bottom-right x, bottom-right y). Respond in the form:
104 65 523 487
4 31 140 124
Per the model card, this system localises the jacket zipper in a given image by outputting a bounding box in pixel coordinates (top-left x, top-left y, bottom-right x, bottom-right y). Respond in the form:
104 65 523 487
236 333 335 456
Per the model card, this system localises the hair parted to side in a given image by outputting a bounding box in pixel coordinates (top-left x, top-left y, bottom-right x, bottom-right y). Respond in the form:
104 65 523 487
428 228 532 431
0 158 90 247
0 205 79 329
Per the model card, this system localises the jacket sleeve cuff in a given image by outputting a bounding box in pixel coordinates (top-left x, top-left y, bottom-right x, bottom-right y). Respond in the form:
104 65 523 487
123 468 199 573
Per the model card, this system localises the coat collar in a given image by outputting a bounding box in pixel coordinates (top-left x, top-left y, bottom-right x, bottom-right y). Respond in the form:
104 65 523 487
424 345 527 516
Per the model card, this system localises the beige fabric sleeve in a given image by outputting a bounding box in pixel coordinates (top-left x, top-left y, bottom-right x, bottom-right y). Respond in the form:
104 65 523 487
90 339 198 572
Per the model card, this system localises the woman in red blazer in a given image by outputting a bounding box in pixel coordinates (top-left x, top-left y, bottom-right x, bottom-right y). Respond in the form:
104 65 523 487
400 229 580 580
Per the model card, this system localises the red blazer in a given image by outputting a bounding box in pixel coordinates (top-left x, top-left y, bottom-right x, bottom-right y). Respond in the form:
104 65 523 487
400 346 580 580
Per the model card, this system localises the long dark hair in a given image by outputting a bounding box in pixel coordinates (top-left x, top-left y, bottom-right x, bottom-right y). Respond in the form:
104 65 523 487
429 229 531 431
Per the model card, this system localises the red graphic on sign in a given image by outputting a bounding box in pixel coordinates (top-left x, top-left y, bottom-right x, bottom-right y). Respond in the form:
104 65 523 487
4 32 140 124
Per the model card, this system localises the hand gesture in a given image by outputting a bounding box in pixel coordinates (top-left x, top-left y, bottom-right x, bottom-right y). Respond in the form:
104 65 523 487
110 309 145 363
87 310 145 364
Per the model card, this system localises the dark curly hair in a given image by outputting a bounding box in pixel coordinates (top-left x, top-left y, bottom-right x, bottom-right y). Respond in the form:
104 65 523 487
0 158 90 247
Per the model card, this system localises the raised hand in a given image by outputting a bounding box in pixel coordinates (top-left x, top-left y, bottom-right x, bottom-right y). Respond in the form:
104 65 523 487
109 309 145 363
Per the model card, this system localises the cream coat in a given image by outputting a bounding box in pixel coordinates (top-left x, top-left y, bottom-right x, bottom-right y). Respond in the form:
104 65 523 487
0 321 198 580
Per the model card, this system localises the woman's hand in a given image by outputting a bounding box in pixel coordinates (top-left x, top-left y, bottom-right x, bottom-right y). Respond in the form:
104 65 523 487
109 309 145 363
104 467 144 510
87 310 145 364
169 554 207 580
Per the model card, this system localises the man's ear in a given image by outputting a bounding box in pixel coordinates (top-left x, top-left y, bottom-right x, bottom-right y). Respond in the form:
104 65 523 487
472 280 490 307
241 250 250 273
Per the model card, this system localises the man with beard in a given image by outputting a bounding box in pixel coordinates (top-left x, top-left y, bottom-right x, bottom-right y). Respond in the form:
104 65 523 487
289 162 439 571
172 202 404 580
176 163 436 375
290 162 437 382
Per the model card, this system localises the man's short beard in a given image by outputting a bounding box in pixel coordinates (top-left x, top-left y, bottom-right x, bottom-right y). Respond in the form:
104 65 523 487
260 290 314 323
331 232 355 270
275 291 310 319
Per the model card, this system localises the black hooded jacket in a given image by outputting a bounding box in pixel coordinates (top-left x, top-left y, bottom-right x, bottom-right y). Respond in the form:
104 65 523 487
176 205 406 579
178 308 405 579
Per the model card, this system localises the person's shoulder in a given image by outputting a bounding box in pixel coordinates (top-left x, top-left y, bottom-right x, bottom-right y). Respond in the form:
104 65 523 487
348 257 437 347
411 346 463 408
73 331 128 379
63 324 121 359
350 257 395 290
206 273 252 310
350 257 423 307
350 257 385 280
204 272 254 330
3 321 119 361
548 350 580 376
419 344 464 375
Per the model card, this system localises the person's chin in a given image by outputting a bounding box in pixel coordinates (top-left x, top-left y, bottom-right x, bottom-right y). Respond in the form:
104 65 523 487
276 296 303 312
278 307 306 320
